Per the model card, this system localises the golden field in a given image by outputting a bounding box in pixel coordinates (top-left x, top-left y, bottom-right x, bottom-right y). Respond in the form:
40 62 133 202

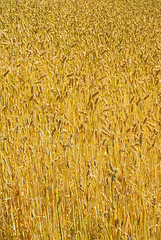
0 0 161 239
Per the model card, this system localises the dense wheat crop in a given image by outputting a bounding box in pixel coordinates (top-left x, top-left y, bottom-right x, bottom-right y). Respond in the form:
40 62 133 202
0 0 161 239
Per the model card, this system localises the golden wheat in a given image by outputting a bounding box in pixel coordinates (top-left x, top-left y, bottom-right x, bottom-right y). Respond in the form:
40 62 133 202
0 0 161 239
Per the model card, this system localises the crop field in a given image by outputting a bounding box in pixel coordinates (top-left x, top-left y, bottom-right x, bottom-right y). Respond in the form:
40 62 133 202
0 0 161 239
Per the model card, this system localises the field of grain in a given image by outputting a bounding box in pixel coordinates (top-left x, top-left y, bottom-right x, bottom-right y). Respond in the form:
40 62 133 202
0 0 161 239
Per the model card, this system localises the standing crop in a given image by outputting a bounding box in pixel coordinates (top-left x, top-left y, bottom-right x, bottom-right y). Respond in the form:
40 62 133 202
0 0 161 239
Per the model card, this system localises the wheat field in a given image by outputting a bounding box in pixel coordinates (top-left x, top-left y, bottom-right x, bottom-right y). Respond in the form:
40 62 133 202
0 0 161 239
